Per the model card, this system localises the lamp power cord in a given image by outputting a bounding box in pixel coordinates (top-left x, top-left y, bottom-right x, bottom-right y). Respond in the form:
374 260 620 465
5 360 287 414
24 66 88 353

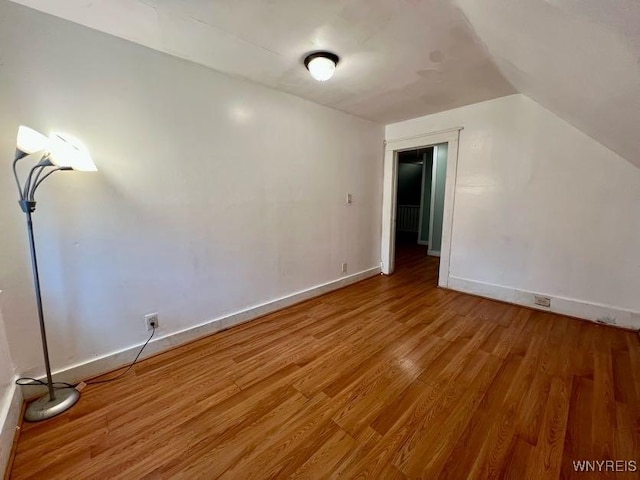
16 325 156 390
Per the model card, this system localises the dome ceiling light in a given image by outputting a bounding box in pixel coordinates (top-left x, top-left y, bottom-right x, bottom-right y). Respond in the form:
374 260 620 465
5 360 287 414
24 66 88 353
304 51 340 82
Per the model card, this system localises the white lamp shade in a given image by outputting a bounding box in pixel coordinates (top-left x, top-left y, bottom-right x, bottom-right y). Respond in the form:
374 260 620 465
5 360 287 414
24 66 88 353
16 126 48 154
48 133 97 172
307 56 336 81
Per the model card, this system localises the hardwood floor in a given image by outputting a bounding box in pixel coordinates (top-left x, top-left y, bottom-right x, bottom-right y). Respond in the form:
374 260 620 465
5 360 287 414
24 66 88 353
10 245 640 479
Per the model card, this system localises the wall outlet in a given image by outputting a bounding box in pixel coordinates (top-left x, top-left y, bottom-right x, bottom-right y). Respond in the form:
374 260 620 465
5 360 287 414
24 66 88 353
533 295 551 308
596 316 616 325
341 262 348 273
145 313 159 331
346 193 353 205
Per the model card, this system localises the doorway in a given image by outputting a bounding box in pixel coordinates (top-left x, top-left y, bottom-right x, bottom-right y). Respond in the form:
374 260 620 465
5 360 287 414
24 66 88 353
394 145 447 270
381 128 461 286
395 147 431 250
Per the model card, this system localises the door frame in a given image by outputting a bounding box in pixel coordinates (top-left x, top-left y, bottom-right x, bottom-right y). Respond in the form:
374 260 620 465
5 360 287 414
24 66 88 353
381 127 462 287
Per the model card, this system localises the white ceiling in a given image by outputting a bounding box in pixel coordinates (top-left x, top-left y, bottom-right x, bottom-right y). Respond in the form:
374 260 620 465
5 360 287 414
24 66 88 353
9 0 640 165
8 0 515 124
453 0 640 166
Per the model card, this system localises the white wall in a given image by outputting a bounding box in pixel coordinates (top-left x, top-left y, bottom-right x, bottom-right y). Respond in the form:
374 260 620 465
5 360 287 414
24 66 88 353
0 299 15 418
386 94 640 328
0 1 384 377
0 296 20 477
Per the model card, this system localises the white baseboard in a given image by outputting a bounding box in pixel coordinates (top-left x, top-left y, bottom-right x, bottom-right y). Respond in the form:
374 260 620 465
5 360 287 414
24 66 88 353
20 267 381 395
0 380 22 478
427 249 441 257
448 276 640 330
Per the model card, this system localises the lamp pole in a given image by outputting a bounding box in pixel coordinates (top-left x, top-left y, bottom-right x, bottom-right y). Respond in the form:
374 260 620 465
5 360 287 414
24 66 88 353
22 205 56 403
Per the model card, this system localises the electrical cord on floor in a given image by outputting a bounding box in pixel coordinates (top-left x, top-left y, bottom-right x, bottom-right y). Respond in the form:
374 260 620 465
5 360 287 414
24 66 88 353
85 325 156 385
15 325 156 389
15 377 76 389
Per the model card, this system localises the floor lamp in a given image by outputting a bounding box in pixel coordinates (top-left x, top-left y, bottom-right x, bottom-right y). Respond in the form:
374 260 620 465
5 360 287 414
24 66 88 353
11 126 96 422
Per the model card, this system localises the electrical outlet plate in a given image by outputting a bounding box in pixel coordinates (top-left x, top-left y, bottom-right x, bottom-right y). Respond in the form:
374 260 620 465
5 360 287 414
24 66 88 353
145 313 159 331
533 295 551 308
596 316 616 325
346 193 353 205
341 262 348 273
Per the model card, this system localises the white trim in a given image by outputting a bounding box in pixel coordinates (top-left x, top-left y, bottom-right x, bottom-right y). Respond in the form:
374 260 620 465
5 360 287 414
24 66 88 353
382 151 399 274
18 267 381 394
381 128 460 287
438 137 459 288
385 127 464 146
448 276 640 330
0 380 22 478
427 250 441 257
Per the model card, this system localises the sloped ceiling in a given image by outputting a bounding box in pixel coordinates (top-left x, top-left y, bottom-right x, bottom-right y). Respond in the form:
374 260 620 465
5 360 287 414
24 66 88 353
7 0 515 124
7 0 640 165
453 0 640 165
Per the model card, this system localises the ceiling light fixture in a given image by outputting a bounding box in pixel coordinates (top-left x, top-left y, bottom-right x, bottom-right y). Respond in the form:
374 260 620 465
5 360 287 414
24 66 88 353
304 51 339 82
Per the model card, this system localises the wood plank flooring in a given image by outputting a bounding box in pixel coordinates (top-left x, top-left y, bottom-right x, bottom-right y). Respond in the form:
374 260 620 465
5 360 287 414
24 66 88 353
9 245 640 479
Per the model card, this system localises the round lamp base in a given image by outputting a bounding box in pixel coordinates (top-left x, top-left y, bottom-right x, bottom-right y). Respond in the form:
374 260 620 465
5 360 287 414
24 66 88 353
24 388 80 422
